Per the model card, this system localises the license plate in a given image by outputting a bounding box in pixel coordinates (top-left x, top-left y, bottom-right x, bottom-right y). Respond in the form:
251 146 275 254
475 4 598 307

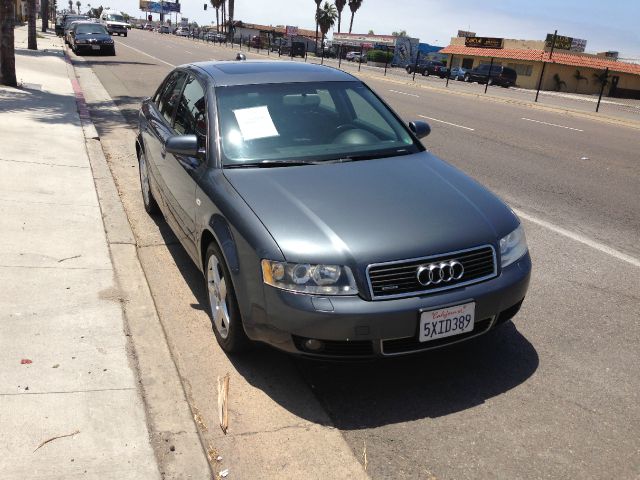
419 302 475 343
91 45 100 50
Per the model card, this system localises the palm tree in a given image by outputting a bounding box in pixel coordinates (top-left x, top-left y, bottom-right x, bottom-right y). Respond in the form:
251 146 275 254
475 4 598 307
573 69 588 93
27 0 37 50
41 0 49 32
316 1 337 49
227 0 234 39
68 0 72 12
76 1 81 13
313 0 321 51
210 0 222 33
593 70 610 91
0 0 18 86
335 0 345 33
348 0 362 34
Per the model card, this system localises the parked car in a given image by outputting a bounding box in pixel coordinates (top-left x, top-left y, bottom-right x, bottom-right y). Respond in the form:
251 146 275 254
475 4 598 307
278 41 306 58
175 28 189 36
449 66 468 81
206 32 225 42
135 61 531 359
100 12 128 37
69 22 115 56
63 15 89 43
406 60 447 77
346 50 366 62
464 64 518 87
160 25 171 34
144 23 154 31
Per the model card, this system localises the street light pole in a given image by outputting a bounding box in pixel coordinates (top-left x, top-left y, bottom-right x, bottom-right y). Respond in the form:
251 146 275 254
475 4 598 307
535 29 557 102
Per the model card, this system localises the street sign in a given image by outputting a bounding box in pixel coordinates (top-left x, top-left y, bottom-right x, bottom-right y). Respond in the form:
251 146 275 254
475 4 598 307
457 30 476 38
464 37 504 49
545 33 587 52
285 25 298 37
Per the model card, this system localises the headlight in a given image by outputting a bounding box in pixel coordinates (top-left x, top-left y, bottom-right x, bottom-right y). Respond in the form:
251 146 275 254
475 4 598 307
76 39 87 44
261 260 358 295
500 224 528 268
104 39 114 44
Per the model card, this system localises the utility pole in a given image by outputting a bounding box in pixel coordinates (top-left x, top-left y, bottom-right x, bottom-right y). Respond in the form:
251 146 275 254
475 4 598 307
535 29 557 102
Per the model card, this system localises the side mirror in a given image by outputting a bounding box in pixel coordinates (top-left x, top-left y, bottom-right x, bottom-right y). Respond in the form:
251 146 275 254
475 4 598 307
409 120 431 139
165 135 199 156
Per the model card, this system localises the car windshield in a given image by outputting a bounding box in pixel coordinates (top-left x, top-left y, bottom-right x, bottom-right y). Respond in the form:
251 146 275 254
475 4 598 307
107 14 125 22
216 81 420 166
75 24 107 34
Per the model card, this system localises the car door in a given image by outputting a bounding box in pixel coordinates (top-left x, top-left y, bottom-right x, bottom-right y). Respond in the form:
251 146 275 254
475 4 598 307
164 73 209 259
144 71 189 240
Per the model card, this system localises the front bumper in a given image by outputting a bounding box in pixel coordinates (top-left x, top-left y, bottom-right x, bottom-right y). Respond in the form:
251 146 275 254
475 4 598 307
107 25 127 34
246 253 531 358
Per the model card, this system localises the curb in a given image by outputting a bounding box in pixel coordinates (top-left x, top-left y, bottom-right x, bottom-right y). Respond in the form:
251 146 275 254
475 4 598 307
62 47 214 479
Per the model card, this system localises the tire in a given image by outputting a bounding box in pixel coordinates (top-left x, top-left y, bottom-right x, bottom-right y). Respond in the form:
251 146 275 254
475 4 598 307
464 74 470 82
487 78 494 86
124 32 127 37
406 66 412 74
422 70 429 76
455 75 460 81
204 242 251 353
109 47 116 56
138 148 159 215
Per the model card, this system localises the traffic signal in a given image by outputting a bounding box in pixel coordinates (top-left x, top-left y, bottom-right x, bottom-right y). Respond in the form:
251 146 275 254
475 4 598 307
148 14 152 21
204 3 207 9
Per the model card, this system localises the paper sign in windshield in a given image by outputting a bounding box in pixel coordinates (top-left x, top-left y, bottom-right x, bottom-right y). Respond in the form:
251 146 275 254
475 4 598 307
233 106 279 141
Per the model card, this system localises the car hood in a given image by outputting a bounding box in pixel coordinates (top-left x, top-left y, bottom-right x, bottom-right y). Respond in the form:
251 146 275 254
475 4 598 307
224 152 519 267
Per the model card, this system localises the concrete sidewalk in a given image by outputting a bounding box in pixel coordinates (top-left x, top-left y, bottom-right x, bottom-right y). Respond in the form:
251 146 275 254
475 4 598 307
0 27 159 479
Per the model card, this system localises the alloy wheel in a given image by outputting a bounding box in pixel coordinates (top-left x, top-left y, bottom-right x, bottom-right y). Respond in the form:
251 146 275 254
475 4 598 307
208 254 230 339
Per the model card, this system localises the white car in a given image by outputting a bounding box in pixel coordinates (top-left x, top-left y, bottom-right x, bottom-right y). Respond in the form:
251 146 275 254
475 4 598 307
175 28 190 37
100 12 128 36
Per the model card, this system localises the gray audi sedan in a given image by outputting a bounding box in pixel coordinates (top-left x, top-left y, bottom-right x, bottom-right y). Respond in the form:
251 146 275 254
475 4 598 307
136 61 531 358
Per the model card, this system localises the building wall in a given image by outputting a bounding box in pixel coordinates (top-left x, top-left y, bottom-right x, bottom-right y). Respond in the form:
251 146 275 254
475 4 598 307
448 54 542 88
449 37 544 50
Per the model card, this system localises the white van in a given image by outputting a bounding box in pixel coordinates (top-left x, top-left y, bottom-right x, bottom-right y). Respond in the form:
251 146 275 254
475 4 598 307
100 12 128 36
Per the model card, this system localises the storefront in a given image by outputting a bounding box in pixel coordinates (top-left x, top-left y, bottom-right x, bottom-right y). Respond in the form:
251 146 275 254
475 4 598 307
441 36 640 98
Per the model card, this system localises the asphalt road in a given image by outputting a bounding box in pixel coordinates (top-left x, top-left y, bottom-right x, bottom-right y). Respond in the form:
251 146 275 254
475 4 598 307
75 29 640 479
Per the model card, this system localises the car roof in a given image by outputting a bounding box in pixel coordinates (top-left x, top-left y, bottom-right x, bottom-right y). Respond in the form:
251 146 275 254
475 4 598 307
189 61 357 87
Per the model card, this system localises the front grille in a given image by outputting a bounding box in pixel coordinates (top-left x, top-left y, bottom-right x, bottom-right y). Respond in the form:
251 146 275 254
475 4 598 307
292 336 374 357
367 245 496 299
382 317 493 355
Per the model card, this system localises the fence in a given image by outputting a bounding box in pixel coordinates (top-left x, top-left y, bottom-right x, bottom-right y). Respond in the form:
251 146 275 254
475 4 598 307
174 31 639 119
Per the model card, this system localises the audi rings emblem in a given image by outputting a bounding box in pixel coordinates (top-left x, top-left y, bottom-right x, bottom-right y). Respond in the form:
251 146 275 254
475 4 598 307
416 260 464 286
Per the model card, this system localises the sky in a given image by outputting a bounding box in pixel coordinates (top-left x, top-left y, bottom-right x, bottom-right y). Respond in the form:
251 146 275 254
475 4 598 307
102 0 640 60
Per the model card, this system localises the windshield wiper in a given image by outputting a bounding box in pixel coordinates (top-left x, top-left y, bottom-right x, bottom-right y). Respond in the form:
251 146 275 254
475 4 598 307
326 150 412 163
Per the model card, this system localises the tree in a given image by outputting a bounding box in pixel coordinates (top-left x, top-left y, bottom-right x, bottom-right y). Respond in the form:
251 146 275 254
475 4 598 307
316 1 337 49
313 0 321 50
335 0 345 33
68 0 72 12
593 70 610 90
27 0 37 49
227 0 234 39
0 0 17 87
367 29 374 35
210 0 222 33
392 30 407 37
76 0 81 13
573 69 588 93
347 0 362 34
41 0 49 33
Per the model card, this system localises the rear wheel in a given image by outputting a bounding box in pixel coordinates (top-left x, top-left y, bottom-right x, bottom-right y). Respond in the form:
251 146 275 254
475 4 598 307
422 70 430 76
138 149 159 215
487 78 494 86
204 242 251 353
464 74 470 82
406 66 412 74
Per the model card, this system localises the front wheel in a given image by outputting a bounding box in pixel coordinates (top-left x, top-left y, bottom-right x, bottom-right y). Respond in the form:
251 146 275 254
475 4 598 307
487 78 494 86
406 66 412 74
464 74 470 82
204 242 251 353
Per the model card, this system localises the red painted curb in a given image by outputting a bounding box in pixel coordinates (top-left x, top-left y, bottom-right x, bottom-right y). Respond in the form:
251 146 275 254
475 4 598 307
62 49 92 122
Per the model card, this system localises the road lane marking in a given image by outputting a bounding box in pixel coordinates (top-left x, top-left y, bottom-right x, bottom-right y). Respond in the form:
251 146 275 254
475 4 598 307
514 209 640 268
114 40 176 67
521 117 584 132
389 89 420 98
418 114 475 131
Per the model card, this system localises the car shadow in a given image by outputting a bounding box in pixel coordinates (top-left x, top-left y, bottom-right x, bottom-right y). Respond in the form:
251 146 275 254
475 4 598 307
151 210 539 428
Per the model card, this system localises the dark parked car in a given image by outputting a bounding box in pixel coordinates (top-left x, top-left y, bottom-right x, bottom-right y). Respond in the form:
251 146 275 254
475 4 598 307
278 41 306 57
69 22 115 55
449 66 468 81
464 64 518 87
136 61 531 358
63 15 89 43
406 60 447 77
